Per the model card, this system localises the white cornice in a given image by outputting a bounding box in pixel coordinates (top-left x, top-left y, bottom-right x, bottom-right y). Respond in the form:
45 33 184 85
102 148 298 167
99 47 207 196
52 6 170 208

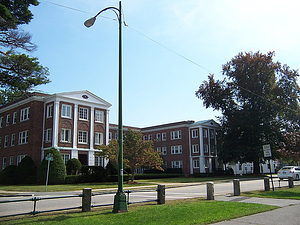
0 96 45 113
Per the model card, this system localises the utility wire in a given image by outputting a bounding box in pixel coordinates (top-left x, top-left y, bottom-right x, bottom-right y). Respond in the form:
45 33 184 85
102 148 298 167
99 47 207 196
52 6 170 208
37 0 300 114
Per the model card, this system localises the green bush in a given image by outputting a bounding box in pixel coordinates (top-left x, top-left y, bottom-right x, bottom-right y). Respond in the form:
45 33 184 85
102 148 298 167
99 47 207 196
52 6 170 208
14 156 37 184
64 175 83 184
0 165 18 184
66 158 82 175
80 166 109 182
37 148 67 184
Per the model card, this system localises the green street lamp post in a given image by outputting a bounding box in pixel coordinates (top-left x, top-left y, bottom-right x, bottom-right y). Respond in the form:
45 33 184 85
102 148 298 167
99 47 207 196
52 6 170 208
84 1 128 213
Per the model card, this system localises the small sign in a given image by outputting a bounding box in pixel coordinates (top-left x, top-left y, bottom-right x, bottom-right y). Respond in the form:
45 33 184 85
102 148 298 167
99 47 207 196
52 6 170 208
263 144 272 158
45 153 53 161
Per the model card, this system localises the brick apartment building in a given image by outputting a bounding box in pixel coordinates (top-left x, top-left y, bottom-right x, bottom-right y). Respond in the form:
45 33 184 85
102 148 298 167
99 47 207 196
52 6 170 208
0 90 111 169
0 90 220 176
141 120 220 175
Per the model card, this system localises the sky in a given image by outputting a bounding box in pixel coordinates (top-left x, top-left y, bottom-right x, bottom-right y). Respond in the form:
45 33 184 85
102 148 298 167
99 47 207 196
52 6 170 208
21 0 300 127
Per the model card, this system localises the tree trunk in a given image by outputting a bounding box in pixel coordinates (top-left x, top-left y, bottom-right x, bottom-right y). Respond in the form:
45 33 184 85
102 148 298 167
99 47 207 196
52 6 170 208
253 160 260 174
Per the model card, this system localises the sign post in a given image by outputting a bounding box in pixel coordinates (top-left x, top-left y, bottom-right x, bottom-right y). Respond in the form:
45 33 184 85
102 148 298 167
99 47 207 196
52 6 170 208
45 153 53 192
263 144 274 191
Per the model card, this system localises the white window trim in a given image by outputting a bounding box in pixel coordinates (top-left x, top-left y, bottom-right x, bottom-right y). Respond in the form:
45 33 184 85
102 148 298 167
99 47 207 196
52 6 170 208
192 144 199 153
20 107 30 122
13 112 17 124
192 129 198 138
172 160 182 168
162 147 167 155
162 132 166 141
95 132 104 145
4 135 8 148
0 117 3 128
45 128 52 143
79 107 89 120
11 134 15 146
61 128 71 143
78 131 88 144
95 110 104 123
61 154 70 165
171 130 182 140
6 114 10 126
46 105 53 118
193 159 200 168
171 145 182 154
61 104 72 118
19 130 28 145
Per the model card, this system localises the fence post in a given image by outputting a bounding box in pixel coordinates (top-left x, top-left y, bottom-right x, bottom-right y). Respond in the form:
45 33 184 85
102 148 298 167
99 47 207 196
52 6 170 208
233 179 240 196
82 188 92 212
157 185 165 204
288 177 294 188
264 177 270 191
206 182 214 200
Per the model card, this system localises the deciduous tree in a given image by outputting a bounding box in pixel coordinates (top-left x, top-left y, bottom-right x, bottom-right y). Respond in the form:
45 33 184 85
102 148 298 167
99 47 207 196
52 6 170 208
97 129 163 182
196 51 300 173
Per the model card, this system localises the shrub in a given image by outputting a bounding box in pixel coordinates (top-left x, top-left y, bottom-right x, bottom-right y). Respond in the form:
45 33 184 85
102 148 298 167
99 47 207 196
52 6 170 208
37 148 67 184
0 165 18 184
14 156 37 184
80 166 109 182
66 158 82 175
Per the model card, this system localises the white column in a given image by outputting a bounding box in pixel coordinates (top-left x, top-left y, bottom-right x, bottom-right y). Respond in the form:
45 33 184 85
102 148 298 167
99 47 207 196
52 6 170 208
52 101 60 148
73 104 78 149
88 150 95 166
105 109 110 145
71 150 78 159
90 107 94 150
199 127 205 173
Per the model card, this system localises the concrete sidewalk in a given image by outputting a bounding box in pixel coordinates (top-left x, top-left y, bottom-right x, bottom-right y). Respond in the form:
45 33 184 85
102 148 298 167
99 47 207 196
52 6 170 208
213 195 300 225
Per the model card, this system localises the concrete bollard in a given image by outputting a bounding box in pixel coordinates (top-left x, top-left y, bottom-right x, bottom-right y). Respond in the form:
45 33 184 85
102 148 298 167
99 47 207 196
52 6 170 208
82 188 92 212
206 182 214 200
157 185 165 204
264 177 270 191
233 179 240 196
288 177 294 188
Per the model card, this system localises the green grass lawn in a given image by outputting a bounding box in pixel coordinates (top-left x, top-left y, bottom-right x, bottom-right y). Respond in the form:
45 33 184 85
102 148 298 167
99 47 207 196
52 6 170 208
0 198 277 225
243 185 300 200
0 175 263 193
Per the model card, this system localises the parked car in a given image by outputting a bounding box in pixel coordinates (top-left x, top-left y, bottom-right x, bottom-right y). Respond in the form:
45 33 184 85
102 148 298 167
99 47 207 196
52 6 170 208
277 166 300 180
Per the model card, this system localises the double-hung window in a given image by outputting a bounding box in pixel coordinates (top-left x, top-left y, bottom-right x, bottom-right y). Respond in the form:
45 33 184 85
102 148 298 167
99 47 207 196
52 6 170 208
6 114 10 126
171 145 182 154
4 135 8 147
156 133 161 141
78 131 88 144
79 107 88 120
45 129 52 143
11 134 15 146
162 147 167 155
47 105 53 118
61 104 72 118
192 129 198 138
95 132 103 145
19 130 29 145
204 144 209 153
192 144 199 153
95 110 104 123
61 154 70 164
162 132 166 141
193 160 200 168
0 117 3 128
171 130 181 140
20 107 30 121
13 112 17 124
172 160 182 168
61 129 71 142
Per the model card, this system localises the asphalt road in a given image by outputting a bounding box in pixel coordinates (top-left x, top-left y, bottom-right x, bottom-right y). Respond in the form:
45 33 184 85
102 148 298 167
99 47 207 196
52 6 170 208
0 178 297 217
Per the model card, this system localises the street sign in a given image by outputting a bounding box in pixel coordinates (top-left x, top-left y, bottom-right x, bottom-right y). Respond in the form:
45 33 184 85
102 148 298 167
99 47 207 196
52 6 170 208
45 153 53 161
263 144 272 158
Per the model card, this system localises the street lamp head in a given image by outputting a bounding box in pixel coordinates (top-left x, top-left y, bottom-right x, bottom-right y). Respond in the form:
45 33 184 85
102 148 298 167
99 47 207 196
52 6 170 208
84 17 96 28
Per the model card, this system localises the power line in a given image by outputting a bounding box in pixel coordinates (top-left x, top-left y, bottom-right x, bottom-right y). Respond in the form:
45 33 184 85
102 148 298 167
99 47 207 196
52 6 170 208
37 0 300 114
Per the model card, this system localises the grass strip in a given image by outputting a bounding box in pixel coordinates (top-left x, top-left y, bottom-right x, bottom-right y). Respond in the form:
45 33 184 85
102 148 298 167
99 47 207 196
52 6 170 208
0 198 277 225
243 185 300 200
